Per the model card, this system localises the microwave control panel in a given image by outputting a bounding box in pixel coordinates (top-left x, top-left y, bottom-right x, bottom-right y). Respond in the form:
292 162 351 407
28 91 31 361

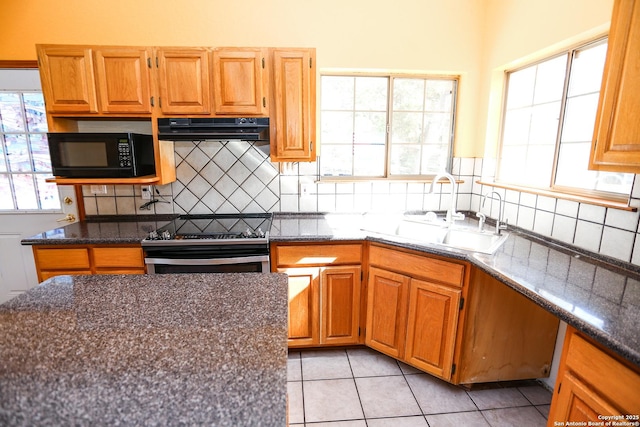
118 141 132 168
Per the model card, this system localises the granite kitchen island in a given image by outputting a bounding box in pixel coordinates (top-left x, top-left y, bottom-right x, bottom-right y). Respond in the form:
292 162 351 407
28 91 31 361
0 273 288 426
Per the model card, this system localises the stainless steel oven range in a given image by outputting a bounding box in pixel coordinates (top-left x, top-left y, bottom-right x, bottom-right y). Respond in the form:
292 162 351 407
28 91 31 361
142 214 272 274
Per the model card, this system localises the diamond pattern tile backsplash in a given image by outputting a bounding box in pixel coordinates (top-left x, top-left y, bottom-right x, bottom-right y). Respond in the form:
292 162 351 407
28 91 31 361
82 140 281 216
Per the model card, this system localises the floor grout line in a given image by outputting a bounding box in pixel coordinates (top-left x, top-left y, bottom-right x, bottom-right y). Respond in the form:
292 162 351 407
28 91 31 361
291 348 551 426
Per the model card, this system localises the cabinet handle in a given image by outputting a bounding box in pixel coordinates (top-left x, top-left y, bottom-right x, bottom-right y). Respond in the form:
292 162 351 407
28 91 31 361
147 57 151 68
263 97 266 108
150 96 154 107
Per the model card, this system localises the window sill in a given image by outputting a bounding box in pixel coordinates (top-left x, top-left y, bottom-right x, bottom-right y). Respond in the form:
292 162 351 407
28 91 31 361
477 180 636 212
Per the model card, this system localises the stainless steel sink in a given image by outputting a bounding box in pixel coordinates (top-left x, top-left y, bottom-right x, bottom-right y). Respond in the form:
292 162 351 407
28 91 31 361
363 216 509 254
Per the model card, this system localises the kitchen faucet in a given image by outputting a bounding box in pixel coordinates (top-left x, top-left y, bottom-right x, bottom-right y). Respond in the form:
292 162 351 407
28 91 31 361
482 191 507 235
428 172 465 226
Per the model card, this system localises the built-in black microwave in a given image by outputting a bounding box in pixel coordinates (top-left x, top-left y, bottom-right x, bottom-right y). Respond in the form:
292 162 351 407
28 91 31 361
47 132 155 178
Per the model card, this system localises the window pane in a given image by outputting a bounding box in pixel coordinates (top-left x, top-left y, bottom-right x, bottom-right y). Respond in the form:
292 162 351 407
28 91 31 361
424 112 452 144
426 80 454 111
355 112 386 145
354 145 385 176
390 145 420 175
322 111 354 144
355 77 387 111
529 102 561 145
36 174 60 210
392 112 422 144
421 144 449 174
0 135 6 172
533 55 567 104
321 76 354 110
561 94 599 143
30 133 51 172
6 134 30 172
0 175 13 209
24 93 47 132
569 42 608 97
0 93 25 132
506 67 536 109
393 79 425 111
13 173 38 210
320 145 352 176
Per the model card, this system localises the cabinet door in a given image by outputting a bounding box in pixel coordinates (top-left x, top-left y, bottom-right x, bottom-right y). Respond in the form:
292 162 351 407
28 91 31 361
270 48 316 162
37 45 98 113
404 279 460 380
589 0 640 172
156 48 211 115
321 266 361 345
552 372 619 424
212 48 267 115
365 267 410 358
94 47 153 114
281 267 320 347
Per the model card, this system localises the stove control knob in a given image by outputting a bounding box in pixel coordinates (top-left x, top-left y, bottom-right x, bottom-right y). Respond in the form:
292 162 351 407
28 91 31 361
161 230 172 240
148 230 158 240
256 227 265 238
242 228 252 238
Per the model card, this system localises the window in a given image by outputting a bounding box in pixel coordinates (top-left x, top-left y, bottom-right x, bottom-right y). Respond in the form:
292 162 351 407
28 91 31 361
0 90 59 210
498 38 633 198
319 74 457 179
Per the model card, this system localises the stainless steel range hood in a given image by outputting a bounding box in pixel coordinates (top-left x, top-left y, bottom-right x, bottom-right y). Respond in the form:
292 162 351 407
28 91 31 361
157 117 269 142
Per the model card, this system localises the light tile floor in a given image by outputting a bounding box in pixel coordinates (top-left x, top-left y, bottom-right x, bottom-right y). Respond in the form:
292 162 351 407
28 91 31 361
288 348 552 426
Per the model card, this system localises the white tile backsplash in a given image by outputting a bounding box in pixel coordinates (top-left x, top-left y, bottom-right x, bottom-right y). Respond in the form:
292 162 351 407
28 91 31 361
600 227 635 262
84 154 640 268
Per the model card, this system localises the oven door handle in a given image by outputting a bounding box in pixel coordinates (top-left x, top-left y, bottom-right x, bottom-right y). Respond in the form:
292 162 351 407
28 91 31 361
144 255 270 266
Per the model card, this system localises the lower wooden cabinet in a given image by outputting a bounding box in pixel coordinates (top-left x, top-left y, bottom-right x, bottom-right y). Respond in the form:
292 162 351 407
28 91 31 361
271 243 363 348
367 246 465 381
366 267 410 359
367 243 559 385
547 326 640 426
33 244 145 282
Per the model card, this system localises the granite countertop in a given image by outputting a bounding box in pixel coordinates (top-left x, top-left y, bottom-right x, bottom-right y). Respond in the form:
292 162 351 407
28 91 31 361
271 212 640 367
0 273 288 426
19 212 640 367
20 215 177 245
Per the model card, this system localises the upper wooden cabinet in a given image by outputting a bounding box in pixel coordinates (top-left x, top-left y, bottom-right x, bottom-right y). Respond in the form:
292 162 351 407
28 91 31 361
94 47 153 114
589 0 640 172
269 48 316 162
37 45 99 114
212 48 268 115
156 47 211 115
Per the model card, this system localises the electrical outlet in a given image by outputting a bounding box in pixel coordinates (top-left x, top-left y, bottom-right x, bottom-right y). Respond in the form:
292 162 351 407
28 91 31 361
141 185 152 200
300 183 314 196
90 185 107 194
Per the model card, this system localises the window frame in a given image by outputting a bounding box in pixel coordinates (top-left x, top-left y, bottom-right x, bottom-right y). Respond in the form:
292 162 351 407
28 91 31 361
0 62 61 212
319 71 459 181
495 36 631 203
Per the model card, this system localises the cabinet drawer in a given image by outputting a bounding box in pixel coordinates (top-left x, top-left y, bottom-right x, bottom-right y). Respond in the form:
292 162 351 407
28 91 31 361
564 332 640 414
35 248 91 269
369 245 464 287
93 247 144 268
274 244 362 267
